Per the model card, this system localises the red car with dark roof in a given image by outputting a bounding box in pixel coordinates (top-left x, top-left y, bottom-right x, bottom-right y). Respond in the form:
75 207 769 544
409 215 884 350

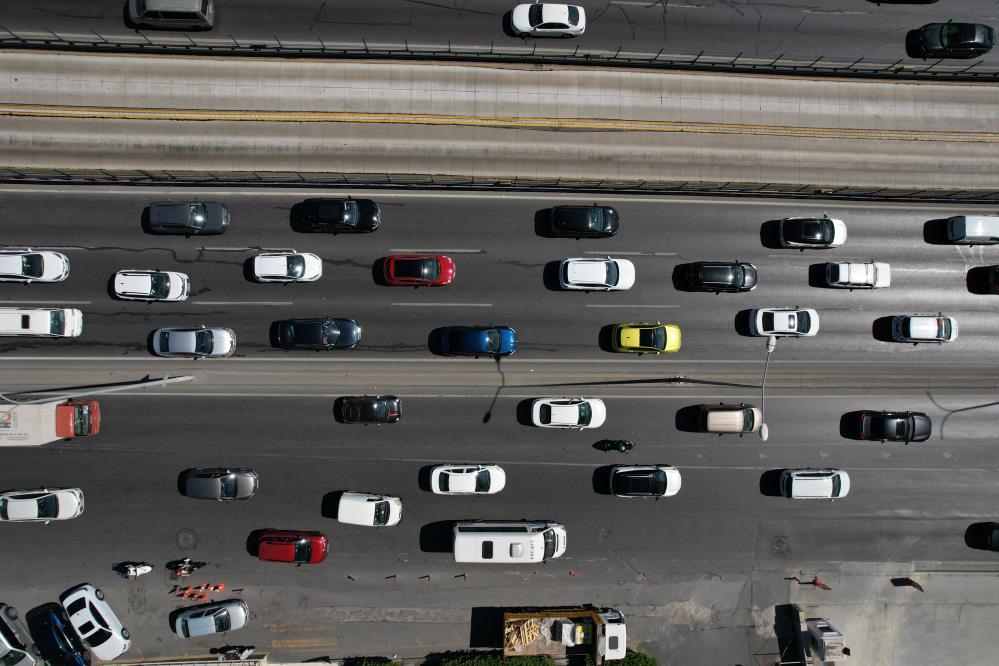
256 530 329 564
383 255 455 287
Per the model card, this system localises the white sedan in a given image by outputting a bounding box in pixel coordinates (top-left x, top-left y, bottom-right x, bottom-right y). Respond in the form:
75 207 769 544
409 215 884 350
559 257 635 291
151 325 236 358
430 465 506 495
253 251 322 282
60 584 130 661
531 397 606 429
0 249 69 282
511 3 586 37
0 487 84 523
113 269 189 301
750 308 819 337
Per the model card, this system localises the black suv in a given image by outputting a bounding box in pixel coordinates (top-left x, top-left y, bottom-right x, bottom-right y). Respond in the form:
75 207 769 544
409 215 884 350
298 198 380 233
682 261 758 292
549 205 619 238
337 395 402 424
914 22 995 59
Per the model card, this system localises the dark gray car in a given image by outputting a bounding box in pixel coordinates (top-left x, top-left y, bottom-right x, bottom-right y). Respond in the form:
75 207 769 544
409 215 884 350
0 604 38 666
180 468 258 500
682 261 758 292
147 202 229 235
914 22 995 59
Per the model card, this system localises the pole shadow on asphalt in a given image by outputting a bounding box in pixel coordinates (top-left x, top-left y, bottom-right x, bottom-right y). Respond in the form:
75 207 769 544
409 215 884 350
481 356 507 423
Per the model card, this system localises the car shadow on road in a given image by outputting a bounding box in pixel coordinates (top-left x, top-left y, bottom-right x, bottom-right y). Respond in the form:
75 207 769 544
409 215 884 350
542 261 563 291
419 520 454 553
759 469 784 497
966 266 995 294
674 405 704 433
807 263 832 288
591 466 613 495
371 258 388 286
965 522 999 550
733 309 753 337
904 30 924 59
500 12 519 38
670 264 693 291
515 399 535 426
417 466 435 493
871 316 896 342
597 324 616 352
245 529 267 557
534 209 555 238
320 491 343 520
427 328 448 356
759 220 784 249
923 219 951 244
241 258 257 283
468 607 505 648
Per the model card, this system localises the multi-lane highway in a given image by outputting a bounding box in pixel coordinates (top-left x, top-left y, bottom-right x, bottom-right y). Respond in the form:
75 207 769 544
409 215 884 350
2 0 998 65
2 187 999 662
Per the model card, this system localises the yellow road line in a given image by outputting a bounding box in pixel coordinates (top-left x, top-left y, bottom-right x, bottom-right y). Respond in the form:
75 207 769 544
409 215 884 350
1 103 995 142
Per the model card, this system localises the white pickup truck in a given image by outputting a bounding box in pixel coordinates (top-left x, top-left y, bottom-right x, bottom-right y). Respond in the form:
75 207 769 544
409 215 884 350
825 261 890 289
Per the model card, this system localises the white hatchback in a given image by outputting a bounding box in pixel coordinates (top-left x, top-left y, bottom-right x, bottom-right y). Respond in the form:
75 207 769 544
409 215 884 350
114 270 190 301
60 584 130 661
430 465 506 495
891 314 958 343
511 3 586 37
337 491 402 526
531 397 606 429
0 487 84 523
0 249 69 283
252 251 322 282
559 257 635 291
750 308 819 337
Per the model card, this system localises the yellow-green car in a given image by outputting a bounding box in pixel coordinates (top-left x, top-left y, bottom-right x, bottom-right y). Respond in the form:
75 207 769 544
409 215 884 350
612 322 681 354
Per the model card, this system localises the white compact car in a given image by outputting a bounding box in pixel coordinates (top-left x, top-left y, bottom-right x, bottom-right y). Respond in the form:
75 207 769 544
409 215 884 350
174 600 249 639
750 308 819 337
891 314 958 343
430 465 506 495
780 468 850 499
60 584 130 661
609 465 681 498
0 249 69 283
113 270 190 301
559 257 635 291
0 487 84 523
531 397 606 429
252 251 322 282
152 326 236 358
511 3 586 37
337 491 402 526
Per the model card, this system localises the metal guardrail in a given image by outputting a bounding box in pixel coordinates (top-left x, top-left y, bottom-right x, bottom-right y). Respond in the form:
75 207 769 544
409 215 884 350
2 29 998 81
2 168 998 204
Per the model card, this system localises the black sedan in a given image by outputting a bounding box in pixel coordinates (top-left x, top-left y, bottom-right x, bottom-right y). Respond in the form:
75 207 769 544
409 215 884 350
858 410 932 443
682 261 758 292
298 198 380 233
913 22 995 59
337 395 402 424
26 605 88 666
274 317 361 350
549 205 619 238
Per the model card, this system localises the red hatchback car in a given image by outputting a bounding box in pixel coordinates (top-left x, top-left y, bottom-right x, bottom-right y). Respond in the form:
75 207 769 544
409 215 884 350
256 530 329 564
383 255 455 287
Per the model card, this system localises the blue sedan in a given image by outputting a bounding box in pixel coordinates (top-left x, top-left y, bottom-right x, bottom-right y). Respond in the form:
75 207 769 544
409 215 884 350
440 326 517 358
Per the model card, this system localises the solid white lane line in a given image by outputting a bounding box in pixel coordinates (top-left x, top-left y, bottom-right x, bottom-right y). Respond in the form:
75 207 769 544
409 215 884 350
391 302 492 307
389 248 483 254
191 301 293 306
0 356 983 364
584 251 676 256
585 304 678 308
0 300 92 304
199 246 293 252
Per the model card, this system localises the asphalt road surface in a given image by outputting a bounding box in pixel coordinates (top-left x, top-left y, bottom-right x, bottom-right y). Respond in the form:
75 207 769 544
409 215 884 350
3 0 999 64
2 187 999 662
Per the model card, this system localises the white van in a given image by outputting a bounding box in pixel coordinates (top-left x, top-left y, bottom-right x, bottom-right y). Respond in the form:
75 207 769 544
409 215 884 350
0 308 82 337
946 215 999 245
453 521 566 563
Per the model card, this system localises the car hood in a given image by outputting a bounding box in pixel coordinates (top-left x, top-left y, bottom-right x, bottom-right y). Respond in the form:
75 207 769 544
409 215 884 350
332 320 361 348
912 415 932 441
741 264 759 289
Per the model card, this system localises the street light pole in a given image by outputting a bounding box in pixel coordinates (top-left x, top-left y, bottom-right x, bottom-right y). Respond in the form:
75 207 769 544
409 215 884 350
759 335 777 442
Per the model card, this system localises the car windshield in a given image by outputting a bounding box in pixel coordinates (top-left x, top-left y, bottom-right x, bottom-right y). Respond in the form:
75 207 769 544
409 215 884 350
213 610 231 633
567 6 579 23
83 628 112 648
475 470 491 492
604 261 619 286
342 200 359 227
294 539 312 563
577 402 592 425
484 329 500 353
21 254 43 278
194 329 214 354
287 255 305 278
220 475 237 498
49 310 64 335
542 528 557 560
528 4 543 26
372 500 389 526
149 273 170 298
88 603 110 630
0 500 6 520
37 494 58 517
938 318 951 339
941 23 973 47
189 203 207 227
638 327 665 350
831 476 842 497
396 258 438 280
795 312 810 333
74 404 93 436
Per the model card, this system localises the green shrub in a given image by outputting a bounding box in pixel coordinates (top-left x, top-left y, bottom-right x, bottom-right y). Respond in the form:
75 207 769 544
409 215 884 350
615 649 657 666
436 654 554 666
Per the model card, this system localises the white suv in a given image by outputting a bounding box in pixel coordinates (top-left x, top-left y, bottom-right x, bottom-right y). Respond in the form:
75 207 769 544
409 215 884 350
114 270 190 301
891 314 958 343
780 469 850 499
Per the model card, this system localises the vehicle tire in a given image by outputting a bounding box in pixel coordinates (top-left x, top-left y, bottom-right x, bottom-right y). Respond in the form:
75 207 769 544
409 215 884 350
95 589 105 600
4 606 17 619
121 628 130 640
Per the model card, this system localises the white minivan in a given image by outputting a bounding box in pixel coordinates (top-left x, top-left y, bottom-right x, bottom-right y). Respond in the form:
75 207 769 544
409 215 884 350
0 308 82 337
453 521 566 563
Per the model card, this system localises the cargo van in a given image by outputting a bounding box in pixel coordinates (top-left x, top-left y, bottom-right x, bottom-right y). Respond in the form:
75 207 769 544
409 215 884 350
946 215 999 245
453 520 567 563
128 0 215 30
699 403 761 434
0 308 82 337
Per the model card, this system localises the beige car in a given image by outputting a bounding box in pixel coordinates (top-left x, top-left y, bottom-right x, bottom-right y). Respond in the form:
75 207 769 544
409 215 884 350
699 404 762 435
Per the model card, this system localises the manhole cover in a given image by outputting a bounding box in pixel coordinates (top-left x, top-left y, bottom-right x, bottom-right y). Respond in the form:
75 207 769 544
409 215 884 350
772 536 789 553
176 528 198 550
